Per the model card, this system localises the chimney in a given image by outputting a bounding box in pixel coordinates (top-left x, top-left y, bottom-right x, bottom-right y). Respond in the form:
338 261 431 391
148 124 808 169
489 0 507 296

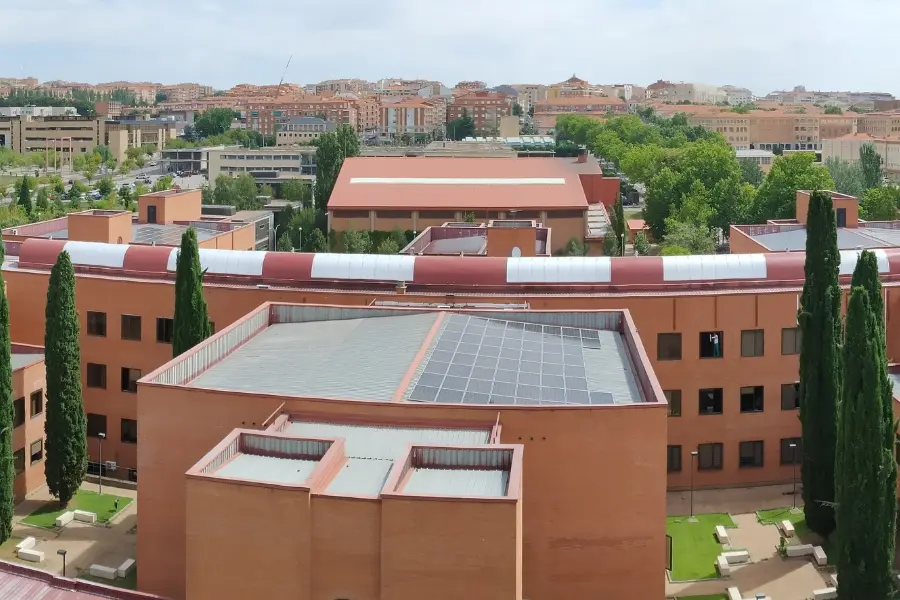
576 152 587 164
395 281 407 295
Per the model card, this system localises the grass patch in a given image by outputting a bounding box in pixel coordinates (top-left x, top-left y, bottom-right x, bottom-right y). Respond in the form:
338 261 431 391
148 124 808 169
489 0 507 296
624 208 643 219
79 567 137 590
23 490 132 529
666 513 735 581
758 507 836 565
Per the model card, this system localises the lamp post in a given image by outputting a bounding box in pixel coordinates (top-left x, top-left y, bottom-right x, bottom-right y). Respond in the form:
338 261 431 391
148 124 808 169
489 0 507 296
690 451 698 520
57 549 67 577
789 442 798 510
97 432 106 496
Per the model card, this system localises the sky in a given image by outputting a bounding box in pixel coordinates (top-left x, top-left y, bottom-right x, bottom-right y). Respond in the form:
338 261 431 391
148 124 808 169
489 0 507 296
2 0 899 95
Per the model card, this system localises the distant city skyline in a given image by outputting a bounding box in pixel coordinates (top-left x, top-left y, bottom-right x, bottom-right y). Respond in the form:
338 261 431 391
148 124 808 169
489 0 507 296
4 0 900 95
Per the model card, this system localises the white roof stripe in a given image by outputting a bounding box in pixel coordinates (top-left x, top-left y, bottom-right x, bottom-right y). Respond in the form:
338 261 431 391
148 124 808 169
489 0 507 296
349 177 566 185
507 257 611 283
165 248 267 276
662 254 767 282
839 249 890 276
311 254 416 281
62 241 129 269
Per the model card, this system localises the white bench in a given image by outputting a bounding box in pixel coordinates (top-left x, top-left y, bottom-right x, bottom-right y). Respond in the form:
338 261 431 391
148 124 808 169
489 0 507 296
73 510 97 523
15 537 34 551
17 548 44 563
726 586 742 600
117 558 136 578
813 545 827 566
780 519 795 537
786 543 815 557
813 588 837 600
89 564 117 580
717 554 732 576
716 524 731 544
722 550 751 565
55 511 74 527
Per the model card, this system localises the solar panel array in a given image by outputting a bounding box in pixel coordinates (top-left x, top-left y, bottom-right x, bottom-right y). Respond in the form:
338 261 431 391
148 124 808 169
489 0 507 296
407 314 615 406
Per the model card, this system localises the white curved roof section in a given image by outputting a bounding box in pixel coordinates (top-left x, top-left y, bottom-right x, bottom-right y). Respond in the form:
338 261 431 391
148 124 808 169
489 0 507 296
165 248 267 276
63 241 129 269
662 254 767 282
310 254 415 281
507 257 611 284
839 248 889 276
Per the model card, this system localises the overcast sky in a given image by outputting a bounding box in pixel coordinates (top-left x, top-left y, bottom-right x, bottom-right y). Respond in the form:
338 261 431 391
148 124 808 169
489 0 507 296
3 0 898 95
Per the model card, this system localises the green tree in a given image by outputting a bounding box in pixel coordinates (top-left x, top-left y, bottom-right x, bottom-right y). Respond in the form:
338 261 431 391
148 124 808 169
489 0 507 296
155 91 168 104
342 228 372 253
306 228 328 253
447 110 476 141
194 108 238 138
660 219 716 255
751 153 834 222
43 251 87 507
556 237 586 257
314 125 360 211
152 176 174 192
824 105 843 115
602 234 620 257
118 185 134 210
276 231 293 251
512 103 523 116
798 190 841 538
35 186 50 212
258 184 275 199
0 248 13 543
96 177 115 198
634 230 650 256
611 196 626 242
860 143 884 190
738 158 765 187
376 238 400 254
859 186 900 221
16 177 32 217
824 156 865 198
93 145 113 163
172 228 212 357
280 179 311 205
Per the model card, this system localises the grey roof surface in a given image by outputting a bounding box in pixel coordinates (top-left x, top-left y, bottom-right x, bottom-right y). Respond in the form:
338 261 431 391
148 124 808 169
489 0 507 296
215 454 318 485
423 236 487 255
751 227 899 251
39 223 218 245
11 353 42 370
406 468 509 497
188 312 440 401
326 458 394 495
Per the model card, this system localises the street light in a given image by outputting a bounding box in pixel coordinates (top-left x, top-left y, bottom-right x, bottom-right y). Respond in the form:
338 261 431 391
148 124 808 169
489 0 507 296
97 432 106 496
57 549 67 577
789 443 798 510
690 451 699 519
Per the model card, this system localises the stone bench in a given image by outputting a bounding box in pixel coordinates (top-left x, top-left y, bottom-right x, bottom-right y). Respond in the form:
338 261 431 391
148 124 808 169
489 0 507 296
786 543 815 557
89 564 117 580
726 586 742 600
15 537 34 551
813 587 837 600
813 545 827 566
716 524 731 544
17 548 44 563
780 519 795 537
117 558 136 578
722 550 751 565
717 554 731 576
55 511 74 527
73 510 97 523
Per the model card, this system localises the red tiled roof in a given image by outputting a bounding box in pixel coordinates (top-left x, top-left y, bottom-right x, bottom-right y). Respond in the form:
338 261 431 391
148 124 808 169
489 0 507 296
627 219 647 231
0 560 165 600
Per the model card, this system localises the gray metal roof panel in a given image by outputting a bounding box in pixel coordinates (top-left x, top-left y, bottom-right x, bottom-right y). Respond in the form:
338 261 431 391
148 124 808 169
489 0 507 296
11 354 42 370
326 458 394 495
406 468 509 497
215 454 318 485
751 227 892 251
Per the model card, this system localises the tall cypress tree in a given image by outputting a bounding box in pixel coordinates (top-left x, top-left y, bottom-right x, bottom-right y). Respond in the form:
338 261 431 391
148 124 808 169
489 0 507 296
44 251 87 507
798 190 842 538
835 284 895 599
173 228 211 357
0 248 14 542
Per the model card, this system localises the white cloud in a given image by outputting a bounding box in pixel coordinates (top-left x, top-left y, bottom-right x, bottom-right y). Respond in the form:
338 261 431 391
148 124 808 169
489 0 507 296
0 0 897 94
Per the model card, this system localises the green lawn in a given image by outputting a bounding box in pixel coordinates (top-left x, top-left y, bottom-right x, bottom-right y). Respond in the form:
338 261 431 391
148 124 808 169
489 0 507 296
666 513 735 581
23 490 132 529
624 208 643 220
757 506 836 564
79 567 137 590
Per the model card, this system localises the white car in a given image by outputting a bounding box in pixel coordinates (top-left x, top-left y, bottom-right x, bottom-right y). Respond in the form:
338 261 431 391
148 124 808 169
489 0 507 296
149 161 158 167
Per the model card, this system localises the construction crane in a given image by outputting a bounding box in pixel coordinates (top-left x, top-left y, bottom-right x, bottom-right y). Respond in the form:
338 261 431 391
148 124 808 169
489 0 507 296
265 55 293 147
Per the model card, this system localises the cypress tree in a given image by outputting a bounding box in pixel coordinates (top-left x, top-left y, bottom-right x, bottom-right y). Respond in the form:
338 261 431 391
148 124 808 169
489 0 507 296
0 250 14 542
173 228 211 357
835 284 895 599
798 190 842 538
44 251 87 507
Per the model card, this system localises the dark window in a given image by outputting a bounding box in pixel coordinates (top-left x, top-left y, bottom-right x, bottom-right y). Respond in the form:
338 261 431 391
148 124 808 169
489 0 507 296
121 368 141 394
417 210 457 220
698 443 724 470
13 449 24 476
699 388 723 415
546 209 585 219
156 318 174 344
87 363 107 389
781 437 802 465
147 205 157 224
29 439 42 464
87 311 107 337
657 333 682 361
740 386 764 413
699 331 723 358
12 398 24 428
739 440 764 468
29 390 43 417
333 210 370 219
665 390 682 417
740 329 764 357
781 327 802 355
121 315 142 341
86 413 107 438
667 445 682 472
781 382 800 410
375 210 411 219
121 418 138 444
836 207 847 228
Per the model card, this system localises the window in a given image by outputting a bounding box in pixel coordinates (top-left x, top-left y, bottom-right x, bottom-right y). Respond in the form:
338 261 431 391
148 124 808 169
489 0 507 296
739 440 764 468
781 382 800 410
13 449 24 476
12 398 24 428
667 445 682 472
121 368 141 393
740 386 764 413
87 311 107 337
121 419 138 444
698 443 724 470
121 315 142 341
87 363 107 389
665 390 682 417
29 390 43 417
156 318 174 344
781 437 802 465
699 388 723 415
740 329 764 357
86 413 107 438
29 440 43 464
699 331 723 358
781 327 802 355
657 333 682 361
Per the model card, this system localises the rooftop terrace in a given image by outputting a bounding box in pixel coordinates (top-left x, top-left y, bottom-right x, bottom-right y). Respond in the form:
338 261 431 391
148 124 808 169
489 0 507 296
737 223 900 251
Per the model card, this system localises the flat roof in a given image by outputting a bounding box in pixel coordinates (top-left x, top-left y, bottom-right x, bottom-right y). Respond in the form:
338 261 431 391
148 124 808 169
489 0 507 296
215 454 318 485
11 353 42 370
749 227 900 251
40 223 219 245
0 560 166 599
406 468 508 497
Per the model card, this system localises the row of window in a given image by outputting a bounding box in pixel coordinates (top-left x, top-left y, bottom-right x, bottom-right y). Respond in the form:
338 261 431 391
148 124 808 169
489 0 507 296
87 312 173 343
87 364 141 393
86 414 138 444
666 382 799 416
667 438 802 472
13 439 44 475
12 390 43 428
657 328 802 361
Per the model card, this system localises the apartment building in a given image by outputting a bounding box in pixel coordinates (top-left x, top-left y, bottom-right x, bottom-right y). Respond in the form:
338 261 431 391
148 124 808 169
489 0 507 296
379 99 442 139
207 146 316 192
243 97 358 136
312 78 373 95
94 100 122 118
765 86 894 108
857 111 900 136
94 81 161 103
158 83 214 103
10 345 47 503
510 84 547 113
0 114 104 154
351 94 380 132
455 80 487 91
534 96 628 115
106 119 178 160
276 116 335 145
721 85 754 105
0 106 78 118
448 91 510 133
822 133 900 178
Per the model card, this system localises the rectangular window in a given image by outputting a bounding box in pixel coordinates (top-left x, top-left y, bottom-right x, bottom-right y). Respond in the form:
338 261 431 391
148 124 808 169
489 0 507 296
667 445 682 473
86 413 107 438
698 443 724 470
740 386 764 413
87 363 107 389
700 331 723 358
699 388 723 415
121 418 138 444
29 390 43 417
781 437 802 465
12 398 24 428
740 329 764 357
13 449 24 476
121 315 142 341
121 368 141 394
781 382 800 410
665 390 682 417
156 317 174 344
87 311 107 337
29 439 43 464
739 440 764 468
781 327 802 355
657 333 682 361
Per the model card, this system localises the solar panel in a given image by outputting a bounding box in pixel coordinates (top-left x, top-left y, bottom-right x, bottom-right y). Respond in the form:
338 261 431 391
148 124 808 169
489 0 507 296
407 315 618 406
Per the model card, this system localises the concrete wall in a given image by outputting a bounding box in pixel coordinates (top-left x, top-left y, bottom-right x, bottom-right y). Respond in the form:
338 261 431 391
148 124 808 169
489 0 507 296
67 212 133 244
11 350 46 502
139 190 202 225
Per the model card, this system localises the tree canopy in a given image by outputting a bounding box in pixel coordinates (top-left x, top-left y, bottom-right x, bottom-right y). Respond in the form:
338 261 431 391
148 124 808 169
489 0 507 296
172 228 212 357
751 153 834 222
194 108 239 138
447 110 476 141
314 125 360 211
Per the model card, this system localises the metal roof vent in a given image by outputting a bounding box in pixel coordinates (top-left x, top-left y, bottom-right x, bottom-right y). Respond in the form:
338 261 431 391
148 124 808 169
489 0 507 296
256 284 271 289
